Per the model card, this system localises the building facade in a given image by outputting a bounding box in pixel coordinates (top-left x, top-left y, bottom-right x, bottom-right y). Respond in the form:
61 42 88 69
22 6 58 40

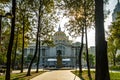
24 27 87 68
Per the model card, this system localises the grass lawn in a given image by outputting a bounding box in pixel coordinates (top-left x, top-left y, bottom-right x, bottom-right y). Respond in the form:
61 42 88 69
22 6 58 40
0 71 45 80
72 70 95 80
110 72 120 80
72 70 120 80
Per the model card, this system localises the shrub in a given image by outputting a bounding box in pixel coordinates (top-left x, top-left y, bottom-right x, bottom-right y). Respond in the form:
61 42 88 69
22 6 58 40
109 66 120 70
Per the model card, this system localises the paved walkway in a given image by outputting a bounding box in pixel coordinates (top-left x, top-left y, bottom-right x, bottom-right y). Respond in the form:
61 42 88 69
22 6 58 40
31 70 81 80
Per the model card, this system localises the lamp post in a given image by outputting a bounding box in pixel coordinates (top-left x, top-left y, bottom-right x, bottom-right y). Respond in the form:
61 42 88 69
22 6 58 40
0 13 12 52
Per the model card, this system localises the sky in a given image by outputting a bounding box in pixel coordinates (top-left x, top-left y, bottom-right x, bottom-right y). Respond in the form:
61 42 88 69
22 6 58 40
1 0 118 48
86 0 118 47
57 0 118 47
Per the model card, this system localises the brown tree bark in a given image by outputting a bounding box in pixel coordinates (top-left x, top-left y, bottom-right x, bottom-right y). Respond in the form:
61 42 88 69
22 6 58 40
78 26 84 77
21 15 25 73
36 37 41 73
95 0 110 80
84 0 91 79
12 28 19 70
26 18 39 76
26 0 42 75
5 0 16 80
113 48 117 66
36 12 41 72
85 26 92 80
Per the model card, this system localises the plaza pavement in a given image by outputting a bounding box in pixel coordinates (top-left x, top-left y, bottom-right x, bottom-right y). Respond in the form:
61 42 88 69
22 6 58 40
31 70 81 80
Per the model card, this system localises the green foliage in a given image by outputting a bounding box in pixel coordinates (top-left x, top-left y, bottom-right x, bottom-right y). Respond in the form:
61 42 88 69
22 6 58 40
0 52 6 64
26 0 57 42
116 54 120 64
25 53 38 63
0 0 10 3
42 40 55 47
14 53 22 69
107 36 117 65
107 12 120 65
109 66 120 71
62 0 95 38
1 0 57 53
0 9 5 15
15 0 34 47
83 53 95 67
108 12 120 48
43 0 54 13
88 54 95 67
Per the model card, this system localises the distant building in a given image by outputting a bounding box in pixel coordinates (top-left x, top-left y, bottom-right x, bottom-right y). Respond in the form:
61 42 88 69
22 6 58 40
112 0 120 21
89 46 95 55
24 26 86 68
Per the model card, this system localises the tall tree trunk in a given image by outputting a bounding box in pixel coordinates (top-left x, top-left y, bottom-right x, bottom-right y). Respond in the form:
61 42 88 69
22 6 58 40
36 36 41 73
0 17 1 52
26 20 39 76
12 28 19 70
5 0 16 80
26 0 42 75
78 26 84 77
84 0 91 79
36 5 41 72
113 53 116 66
21 15 25 73
113 48 117 66
95 0 110 80
85 26 92 80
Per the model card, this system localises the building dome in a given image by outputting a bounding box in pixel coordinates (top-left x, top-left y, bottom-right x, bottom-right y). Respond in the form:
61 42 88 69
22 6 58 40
54 31 66 37
53 26 68 42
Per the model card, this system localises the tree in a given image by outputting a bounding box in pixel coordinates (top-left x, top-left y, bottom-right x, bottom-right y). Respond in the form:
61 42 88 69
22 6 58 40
94 0 110 80
83 1 94 79
0 0 10 3
5 0 16 80
78 26 84 77
36 35 40 73
0 3 11 65
14 0 34 73
12 27 19 70
26 53 37 63
62 0 94 78
107 36 118 66
0 12 9 64
116 54 120 65
85 27 92 79
26 0 42 75
83 53 95 68
107 12 120 66
88 54 95 67
26 0 55 76
14 53 21 70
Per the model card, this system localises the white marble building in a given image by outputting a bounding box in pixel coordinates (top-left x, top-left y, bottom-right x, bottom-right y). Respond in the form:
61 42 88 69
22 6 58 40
24 26 86 68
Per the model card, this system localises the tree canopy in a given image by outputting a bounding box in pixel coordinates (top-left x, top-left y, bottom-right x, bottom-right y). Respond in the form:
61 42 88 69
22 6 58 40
107 12 120 66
